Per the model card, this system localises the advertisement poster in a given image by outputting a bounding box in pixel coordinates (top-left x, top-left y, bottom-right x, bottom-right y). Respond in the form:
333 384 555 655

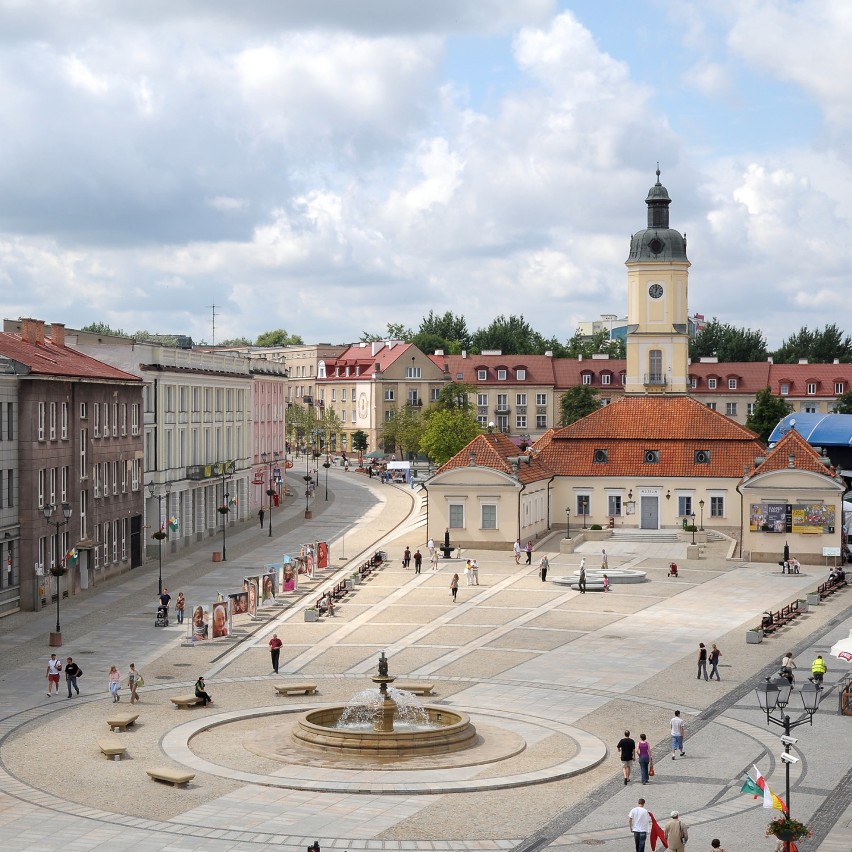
243 577 260 616
300 543 315 577
281 558 297 592
229 591 249 615
791 504 835 535
261 567 277 604
317 541 329 569
211 599 230 638
749 503 787 533
190 604 210 641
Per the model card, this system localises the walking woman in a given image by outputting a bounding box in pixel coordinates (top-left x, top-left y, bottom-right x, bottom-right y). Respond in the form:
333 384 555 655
637 733 653 784
450 573 459 602
108 665 121 702
175 592 186 625
127 663 142 704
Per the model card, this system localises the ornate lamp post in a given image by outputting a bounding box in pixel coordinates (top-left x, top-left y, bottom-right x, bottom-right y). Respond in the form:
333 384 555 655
755 677 821 852
699 499 705 531
260 451 280 537
690 512 696 545
323 454 331 500
565 507 571 540
146 481 172 596
42 502 72 646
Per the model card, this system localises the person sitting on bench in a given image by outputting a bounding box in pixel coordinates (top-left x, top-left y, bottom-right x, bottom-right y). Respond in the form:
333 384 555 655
194 676 213 706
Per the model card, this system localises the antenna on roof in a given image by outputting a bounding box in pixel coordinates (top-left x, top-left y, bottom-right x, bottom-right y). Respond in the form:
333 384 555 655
208 304 217 346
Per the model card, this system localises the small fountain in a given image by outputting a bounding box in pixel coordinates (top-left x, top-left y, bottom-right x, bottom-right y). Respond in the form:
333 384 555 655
292 652 477 757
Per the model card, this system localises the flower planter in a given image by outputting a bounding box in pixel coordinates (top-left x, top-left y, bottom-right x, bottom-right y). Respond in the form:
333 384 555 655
797 599 808 614
344 579 354 591
807 592 821 606
746 629 763 644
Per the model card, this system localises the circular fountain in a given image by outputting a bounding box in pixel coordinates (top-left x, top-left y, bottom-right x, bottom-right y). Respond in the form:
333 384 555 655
292 652 477 756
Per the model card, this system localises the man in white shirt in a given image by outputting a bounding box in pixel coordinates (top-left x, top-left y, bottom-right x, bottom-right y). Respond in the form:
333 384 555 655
670 709 686 759
45 653 62 697
628 798 651 852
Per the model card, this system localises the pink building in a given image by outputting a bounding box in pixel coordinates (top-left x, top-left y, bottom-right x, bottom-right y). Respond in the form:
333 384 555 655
251 362 288 511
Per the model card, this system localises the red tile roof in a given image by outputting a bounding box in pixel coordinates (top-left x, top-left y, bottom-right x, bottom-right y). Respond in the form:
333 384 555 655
688 361 771 394
744 428 840 480
0 333 140 382
553 358 626 390
319 341 430 381
430 354 558 386
537 395 764 478
436 432 554 484
767 362 852 397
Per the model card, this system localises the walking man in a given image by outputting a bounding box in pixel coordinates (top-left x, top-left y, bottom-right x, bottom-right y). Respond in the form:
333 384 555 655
525 540 533 564
513 538 521 564
413 549 422 574
64 657 80 698
601 548 609 569
664 811 689 852
45 653 62 697
258 507 265 528
697 643 709 680
628 798 651 852
403 546 411 569
670 709 686 759
269 633 283 674
578 558 586 593
709 643 721 680
617 729 636 785
539 554 549 582
427 537 435 558
430 550 439 571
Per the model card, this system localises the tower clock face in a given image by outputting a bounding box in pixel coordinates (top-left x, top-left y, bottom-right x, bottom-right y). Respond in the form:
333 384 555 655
648 283 664 299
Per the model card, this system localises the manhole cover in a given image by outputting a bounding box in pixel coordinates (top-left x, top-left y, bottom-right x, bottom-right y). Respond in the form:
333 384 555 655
173 663 193 667
582 841 605 846
155 675 175 680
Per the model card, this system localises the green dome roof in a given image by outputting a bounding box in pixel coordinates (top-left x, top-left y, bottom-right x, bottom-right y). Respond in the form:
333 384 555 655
627 167 688 262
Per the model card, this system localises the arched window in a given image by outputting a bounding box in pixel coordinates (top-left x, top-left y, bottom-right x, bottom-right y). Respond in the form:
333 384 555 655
649 350 663 385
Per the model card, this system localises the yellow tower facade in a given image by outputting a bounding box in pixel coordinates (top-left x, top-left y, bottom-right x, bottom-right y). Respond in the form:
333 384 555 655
624 170 691 395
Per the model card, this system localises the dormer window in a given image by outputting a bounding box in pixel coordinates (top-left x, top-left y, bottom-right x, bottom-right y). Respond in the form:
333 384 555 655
582 373 592 385
477 369 487 381
690 376 697 389
601 373 611 385
516 369 526 380
621 373 626 385
780 383 789 395
708 378 717 390
807 382 817 395
497 369 507 380
728 378 737 390
835 382 844 395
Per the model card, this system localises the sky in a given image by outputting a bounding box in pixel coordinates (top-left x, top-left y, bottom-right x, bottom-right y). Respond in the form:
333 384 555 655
0 0 851 349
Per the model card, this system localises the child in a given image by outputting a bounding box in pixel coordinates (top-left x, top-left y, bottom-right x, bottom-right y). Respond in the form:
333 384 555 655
710 841 725 852
602 573 610 592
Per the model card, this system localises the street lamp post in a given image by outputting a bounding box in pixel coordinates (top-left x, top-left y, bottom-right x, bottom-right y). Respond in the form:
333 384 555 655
582 502 588 529
323 455 331 500
699 499 705 531
146 481 172 596
755 678 821 852
691 513 696 545
260 451 280 537
42 502 73 645
565 508 571 540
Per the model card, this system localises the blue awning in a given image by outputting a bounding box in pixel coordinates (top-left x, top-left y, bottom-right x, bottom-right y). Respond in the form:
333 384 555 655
768 413 852 447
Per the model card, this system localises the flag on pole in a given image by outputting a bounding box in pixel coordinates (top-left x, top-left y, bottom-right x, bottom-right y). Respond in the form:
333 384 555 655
740 776 762 799
752 764 787 813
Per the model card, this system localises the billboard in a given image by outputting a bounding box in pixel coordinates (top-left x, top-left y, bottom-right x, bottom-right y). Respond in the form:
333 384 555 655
791 504 835 535
749 503 786 533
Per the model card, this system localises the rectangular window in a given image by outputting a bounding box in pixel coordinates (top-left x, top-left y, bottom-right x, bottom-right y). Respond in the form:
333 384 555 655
431 388 440 401
122 519 127 560
536 415 547 428
341 389 347 402
38 402 45 441
92 465 100 498
384 410 394 422
121 459 127 493
112 460 118 495
708 378 717 390
49 402 56 440
728 378 737 389
516 415 527 428
678 495 692 517
61 402 68 439
497 393 508 410
103 462 110 496
121 403 127 436
341 410 347 423
726 402 738 416
803 405 817 413
481 504 497 529
607 495 622 516
448 504 465 529
497 369 507 380
477 369 487 380
516 393 527 406
112 521 118 562
7 469 13 508
93 403 100 437
747 402 755 416
477 393 488 407
112 402 118 436
407 389 419 405
38 470 45 509
79 429 88 478
516 369 526 380
576 495 591 519
807 382 817 395
835 382 844 395
707 402 717 411
601 374 611 385
582 374 592 385
131 403 140 436
536 393 547 406
384 389 394 401
79 402 87 420
690 377 697 389
710 496 724 517
780 383 789 395
103 403 109 437
405 366 421 379
61 466 68 501
49 468 56 504
131 459 140 491
79 490 87 540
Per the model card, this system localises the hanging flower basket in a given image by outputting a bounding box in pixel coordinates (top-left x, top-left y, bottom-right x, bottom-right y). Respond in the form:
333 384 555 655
49 565 67 577
266 488 276 497
323 462 331 469
766 816 812 842
217 506 229 515
152 531 167 541
303 476 312 483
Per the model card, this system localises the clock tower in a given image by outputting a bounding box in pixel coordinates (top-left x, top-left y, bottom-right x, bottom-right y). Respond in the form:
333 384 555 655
624 168 690 395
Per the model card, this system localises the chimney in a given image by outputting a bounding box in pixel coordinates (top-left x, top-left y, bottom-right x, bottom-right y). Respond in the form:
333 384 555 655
798 358 808 365
462 350 467 359
50 322 65 348
435 349 444 356
21 318 45 345
469 452 476 466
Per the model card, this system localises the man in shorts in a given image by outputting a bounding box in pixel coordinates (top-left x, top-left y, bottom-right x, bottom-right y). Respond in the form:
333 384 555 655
617 729 636 785
45 653 62 696
670 709 685 759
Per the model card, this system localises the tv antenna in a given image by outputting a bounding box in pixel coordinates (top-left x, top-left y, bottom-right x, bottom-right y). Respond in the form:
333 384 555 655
208 304 218 345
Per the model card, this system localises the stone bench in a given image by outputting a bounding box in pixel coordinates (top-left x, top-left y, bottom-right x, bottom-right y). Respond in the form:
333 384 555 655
98 737 127 761
170 695 202 709
146 766 196 787
394 682 435 696
106 714 139 732
274 682 318 696
567 580 606 592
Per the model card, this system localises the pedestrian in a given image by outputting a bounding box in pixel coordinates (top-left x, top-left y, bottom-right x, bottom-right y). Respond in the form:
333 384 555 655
269 633 283 674
64 657 81 698
710 840 725 852
413 549 422 574
602 573 610 592
450 573 459 602
471 559 479 585
194 675 213 706
430 551 439 571
108 665 121 702
628 798 650 852
158 587 171 617
578 558 586 594
513 538 521 564
464 560 473 586
637 733 653 784
427 537 435 557
403 546 411 568
811 654 827 688
539 554 549 582
697 643 709 680
525 540 533 564
670 710 685 759
45 653 62 697
617 729 636 785
128 663 142 704
175 591 186 625
258 506 265 528
601 548 609 569
781 651 796 685
664 811 688 852
709 643 721 680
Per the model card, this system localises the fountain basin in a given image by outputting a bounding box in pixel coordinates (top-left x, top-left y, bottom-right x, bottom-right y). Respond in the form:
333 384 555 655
293 706 477 756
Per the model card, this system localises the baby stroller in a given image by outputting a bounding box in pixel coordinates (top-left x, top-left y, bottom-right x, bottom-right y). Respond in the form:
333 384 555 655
155 605 169 627
667 562 679 578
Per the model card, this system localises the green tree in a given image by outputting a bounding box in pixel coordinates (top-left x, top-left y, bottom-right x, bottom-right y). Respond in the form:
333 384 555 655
360 322 414 343
746 386 793 442
381 406 423 457
689 318 768 362
565 330 625 359
414 310 471 353
255 328 304 347
773 324 852 364
81 321 130 337
286 403 318 447
559 385 601 426
832 391 852 415
432 382 476 412
351 430 369 453
471 314 550 355
317 407 342 451
419 408 482 465
218 337 251 347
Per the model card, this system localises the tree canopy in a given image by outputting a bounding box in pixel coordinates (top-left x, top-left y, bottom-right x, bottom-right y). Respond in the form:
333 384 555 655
559 385 601 426
255 328 303 347
432 382 476 412
773 324 852 364
689 319 768 362
746 386 793 443
380 406 423 457
419 408 482 466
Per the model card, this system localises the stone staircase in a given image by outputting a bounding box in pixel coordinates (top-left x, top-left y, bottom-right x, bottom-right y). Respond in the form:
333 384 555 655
609 530 681 543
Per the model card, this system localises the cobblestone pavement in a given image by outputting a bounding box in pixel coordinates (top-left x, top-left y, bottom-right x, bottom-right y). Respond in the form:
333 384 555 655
0 466 848 851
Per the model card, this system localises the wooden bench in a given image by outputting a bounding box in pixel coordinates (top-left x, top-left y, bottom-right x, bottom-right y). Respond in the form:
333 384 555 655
274 682 318 696
98 737 127 761
394 682 435 696
170 695 202 709
146 766 196 787
106 713 139 732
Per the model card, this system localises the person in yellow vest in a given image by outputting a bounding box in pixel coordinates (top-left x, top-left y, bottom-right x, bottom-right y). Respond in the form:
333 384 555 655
811 654 827 689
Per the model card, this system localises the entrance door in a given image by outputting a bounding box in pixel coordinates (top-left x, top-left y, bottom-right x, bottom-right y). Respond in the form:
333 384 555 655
640 497 659 530
130 514 142 568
